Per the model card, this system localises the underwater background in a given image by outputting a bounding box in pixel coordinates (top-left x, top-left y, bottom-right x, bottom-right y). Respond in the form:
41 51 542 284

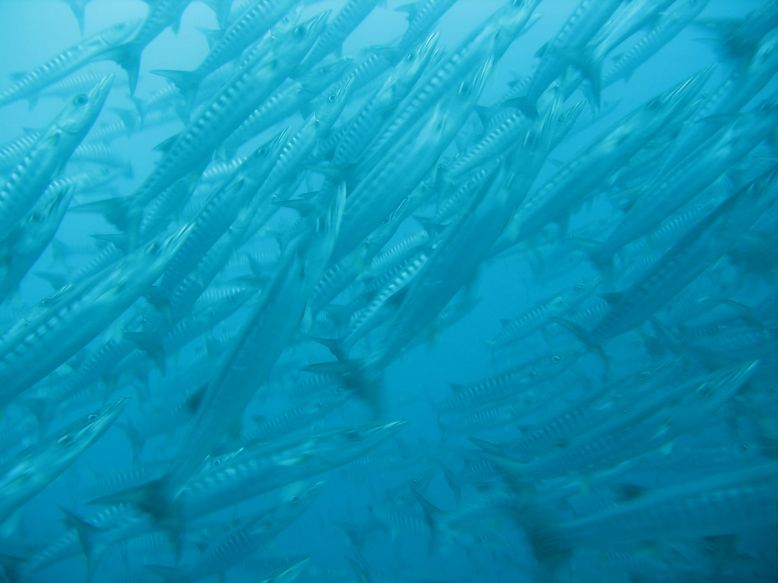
0 0 776 581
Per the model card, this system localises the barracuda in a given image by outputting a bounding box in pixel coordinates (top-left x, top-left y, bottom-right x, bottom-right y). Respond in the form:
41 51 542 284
154 0 301 104
0 76 112 242
0 24 131 107
302 0 383 67
223 55 353 157
130 12 327 209
103 0 194 94
0 398 126 525
0 184 75 298
592 102 777 269
333 58 492 262
515 0 625 116
0 226 189 407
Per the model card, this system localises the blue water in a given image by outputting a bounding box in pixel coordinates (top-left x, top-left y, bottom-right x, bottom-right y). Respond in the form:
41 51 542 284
0 1 776 582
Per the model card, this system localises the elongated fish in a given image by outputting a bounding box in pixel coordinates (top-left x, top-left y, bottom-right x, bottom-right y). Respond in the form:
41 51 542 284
0 76 112 243
0 24 132 107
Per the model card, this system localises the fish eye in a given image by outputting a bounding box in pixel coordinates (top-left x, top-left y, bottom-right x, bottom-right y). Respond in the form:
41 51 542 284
73 94 88 107
328 93 336 103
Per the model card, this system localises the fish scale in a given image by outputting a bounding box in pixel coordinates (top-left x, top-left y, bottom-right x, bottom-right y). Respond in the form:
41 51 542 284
1 2 776 581
0 76 112 242
595 102 778 265
441 108 526 184
440 350 582 415
225 57 352 157
303 0 380 67
133 13 327 207
548 461 778 552
603 0 710 86
359 0 537 173
332 33 439 168
343 240 435 350
0 22 134 106
0 226 189 407
397 0 457 52
0 131 43 172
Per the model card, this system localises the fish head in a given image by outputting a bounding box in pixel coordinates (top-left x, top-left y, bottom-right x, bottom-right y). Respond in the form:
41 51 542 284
54 397 127 454
136 223 191 272
641 67 713 123
281 480 326 509
314 76 356 128
250 127 290 166
97 18 142 46
394 31 441 81
61 75 114 135
493 0 542 43
154 224 192 256
298 55 354 94
253 6 304 59
282 10 331 62
26 184 76 226
454 56 493 110
571 276 601 298
333 419 408 453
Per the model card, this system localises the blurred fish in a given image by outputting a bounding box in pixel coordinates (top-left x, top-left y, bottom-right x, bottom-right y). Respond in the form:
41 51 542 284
0 76 112 243
0 1 775 582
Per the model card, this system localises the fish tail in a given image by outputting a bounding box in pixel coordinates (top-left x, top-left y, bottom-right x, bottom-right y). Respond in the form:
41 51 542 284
410 486 446 556
102 44 141 94
66 0 86 36
117 420 145 462
151 69 199 105
549 316 608 370
507 503 572 579
60 507 103 581
304 356 383 417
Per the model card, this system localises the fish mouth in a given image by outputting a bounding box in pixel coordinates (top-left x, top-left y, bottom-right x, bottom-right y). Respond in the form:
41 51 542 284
99 396 130 421
101 18 142 46
89 74 115 102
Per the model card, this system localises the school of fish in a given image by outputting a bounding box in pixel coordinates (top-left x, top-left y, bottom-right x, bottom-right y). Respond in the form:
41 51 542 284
0 0 776 581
